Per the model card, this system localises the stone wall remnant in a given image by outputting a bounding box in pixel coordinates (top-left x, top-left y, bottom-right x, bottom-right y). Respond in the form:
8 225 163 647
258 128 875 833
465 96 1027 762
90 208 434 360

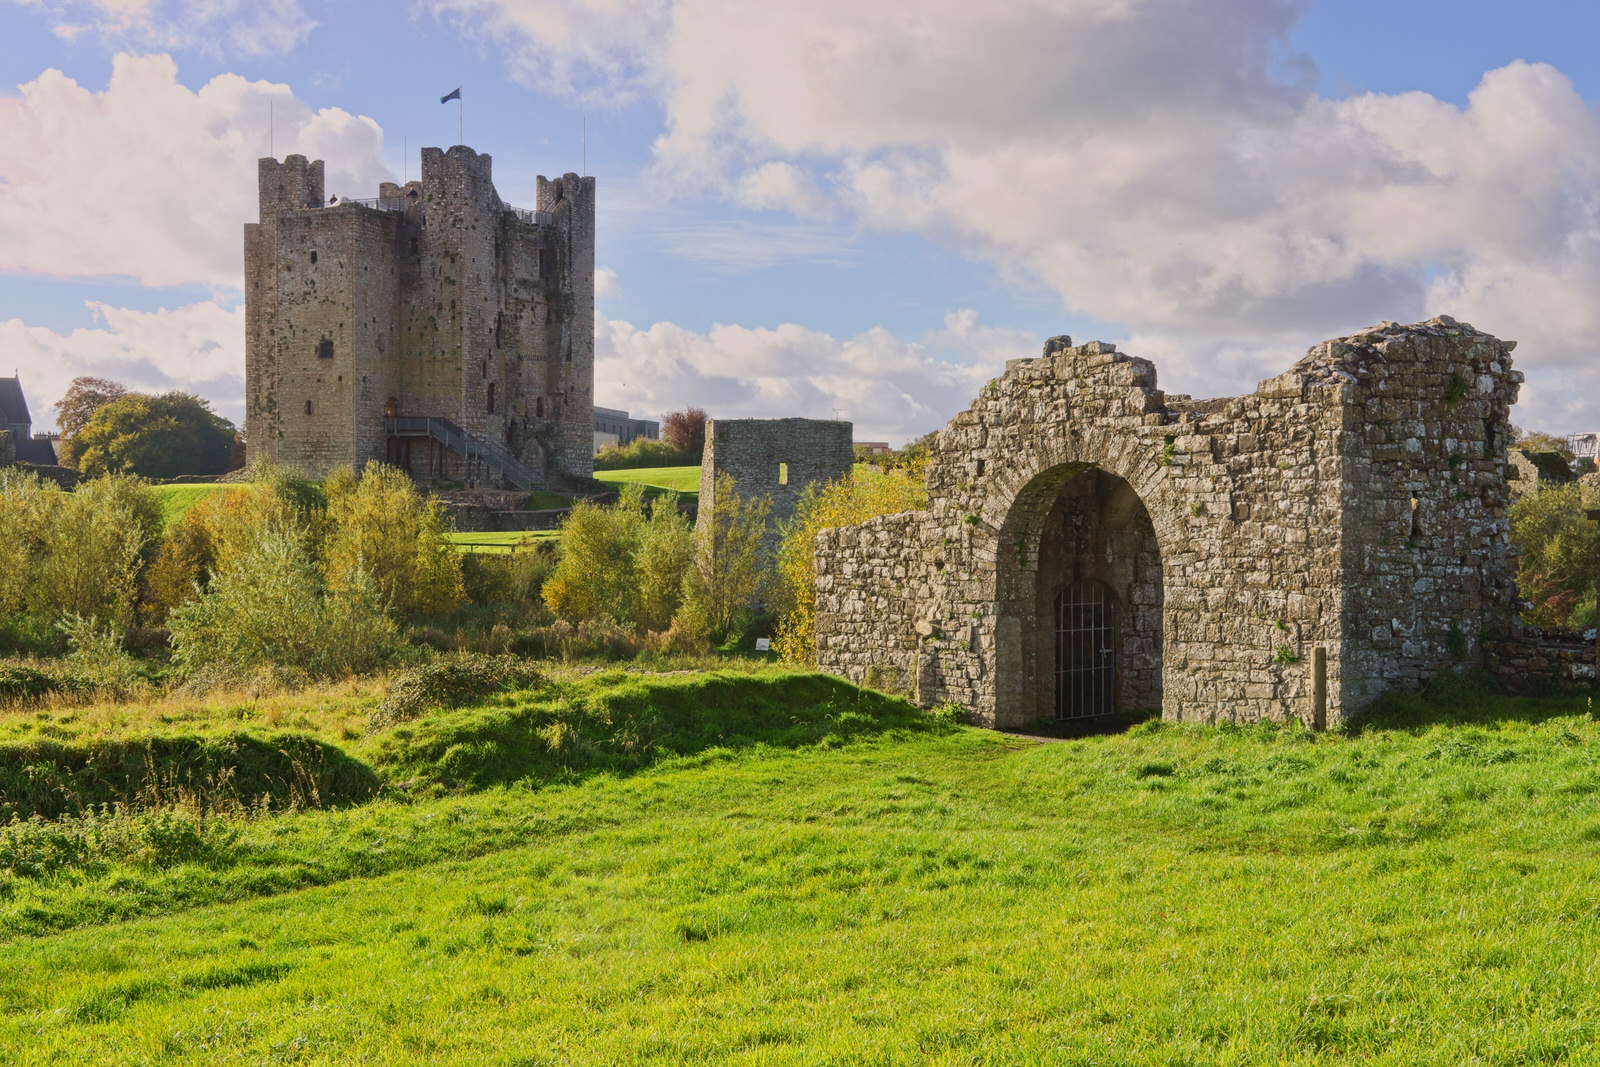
698 418 855 528
812 318 1523 729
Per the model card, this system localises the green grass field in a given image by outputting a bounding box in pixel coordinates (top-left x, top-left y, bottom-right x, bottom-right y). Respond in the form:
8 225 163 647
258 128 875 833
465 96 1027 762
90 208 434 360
594 465 701 505
7 671 1600 1063
444 530 560 554
149 484 244 527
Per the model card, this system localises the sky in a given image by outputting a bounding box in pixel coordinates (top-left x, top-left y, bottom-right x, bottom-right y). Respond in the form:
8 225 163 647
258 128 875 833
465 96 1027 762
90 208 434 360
1 0 1598 443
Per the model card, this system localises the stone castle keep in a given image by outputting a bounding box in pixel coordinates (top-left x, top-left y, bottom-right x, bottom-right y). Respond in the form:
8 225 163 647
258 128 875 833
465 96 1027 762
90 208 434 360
245 145 594 486
813 318 1523 728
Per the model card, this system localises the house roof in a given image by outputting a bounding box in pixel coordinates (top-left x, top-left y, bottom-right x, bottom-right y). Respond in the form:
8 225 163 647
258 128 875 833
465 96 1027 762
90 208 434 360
13 436 56 465
0 376 30 429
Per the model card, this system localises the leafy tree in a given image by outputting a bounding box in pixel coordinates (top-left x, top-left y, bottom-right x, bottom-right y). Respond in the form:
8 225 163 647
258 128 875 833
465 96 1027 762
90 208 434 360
1514 427 1575 460
773 468 927 664
0 470 161 632
1510 482 1599 631
661 406 707 458
680 472 770 638
634 496 694 631
168 521 399 688
321 465 463 617
73 392 236 479
53 377 129 467
543 484 647 624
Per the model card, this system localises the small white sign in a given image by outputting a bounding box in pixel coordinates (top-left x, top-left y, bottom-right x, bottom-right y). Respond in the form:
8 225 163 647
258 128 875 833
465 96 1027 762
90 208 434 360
754 637 771 651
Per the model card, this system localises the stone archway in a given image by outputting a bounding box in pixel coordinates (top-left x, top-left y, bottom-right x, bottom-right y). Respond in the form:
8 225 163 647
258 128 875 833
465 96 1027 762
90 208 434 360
992 463 1166 728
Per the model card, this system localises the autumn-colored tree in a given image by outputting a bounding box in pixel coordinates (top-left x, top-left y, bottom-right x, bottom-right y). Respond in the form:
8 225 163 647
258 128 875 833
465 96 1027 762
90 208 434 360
321 465 464 617
1510 481 1600 631
52 376 129 467
661 407 707 458
1515 427 1575 460
772 468 928 664
678 472 771 638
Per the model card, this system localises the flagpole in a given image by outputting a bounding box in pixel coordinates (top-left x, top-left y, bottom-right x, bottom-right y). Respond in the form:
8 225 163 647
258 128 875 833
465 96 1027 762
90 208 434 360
459 91 463 148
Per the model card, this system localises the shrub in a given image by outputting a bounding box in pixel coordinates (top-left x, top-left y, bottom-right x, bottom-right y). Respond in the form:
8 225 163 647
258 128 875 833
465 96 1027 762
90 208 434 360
1510 482 1599 630
773 468 926 664
680 473 771 639
593 438 697 470
0 664 80 705
635 496 695 631
321 465 463 617
0 471 161 632
460 544 556 610
544 484 647 624
370 654 545 729
142 504 217 623
168 521 401 689
59 615 146 701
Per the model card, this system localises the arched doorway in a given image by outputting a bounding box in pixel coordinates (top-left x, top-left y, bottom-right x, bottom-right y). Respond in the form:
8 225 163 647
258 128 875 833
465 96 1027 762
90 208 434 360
993 464 1164 726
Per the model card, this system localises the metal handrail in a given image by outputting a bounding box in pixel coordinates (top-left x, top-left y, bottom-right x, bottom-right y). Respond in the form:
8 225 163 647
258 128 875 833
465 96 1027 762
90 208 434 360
329 196 416 212
385 416 538 488
507 206 554 226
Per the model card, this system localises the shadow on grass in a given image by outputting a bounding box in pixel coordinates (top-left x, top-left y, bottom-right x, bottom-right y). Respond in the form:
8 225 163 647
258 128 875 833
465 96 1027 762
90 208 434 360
0 734 380 821
377 671 953 792
1350 671 1598 734
1005 707 1161 740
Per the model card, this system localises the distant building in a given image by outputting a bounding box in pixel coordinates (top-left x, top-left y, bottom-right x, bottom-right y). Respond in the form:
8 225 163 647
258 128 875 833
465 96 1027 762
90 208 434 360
1568 432 1599 460
0 375 59 465
854 441 891 454
594 406 659 452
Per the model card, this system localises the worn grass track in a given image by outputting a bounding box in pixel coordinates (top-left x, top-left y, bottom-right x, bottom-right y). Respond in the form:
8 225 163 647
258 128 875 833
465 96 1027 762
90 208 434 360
5 677 1600 1064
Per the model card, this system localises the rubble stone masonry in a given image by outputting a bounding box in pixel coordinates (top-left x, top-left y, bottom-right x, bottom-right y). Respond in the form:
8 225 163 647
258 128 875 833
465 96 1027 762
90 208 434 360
245 146 594 484
813 318 1523 728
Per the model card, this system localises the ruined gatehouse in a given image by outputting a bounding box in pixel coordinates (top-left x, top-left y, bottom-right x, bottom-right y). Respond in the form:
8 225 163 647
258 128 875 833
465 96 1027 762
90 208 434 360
813 318 1523 728
245 145 594 487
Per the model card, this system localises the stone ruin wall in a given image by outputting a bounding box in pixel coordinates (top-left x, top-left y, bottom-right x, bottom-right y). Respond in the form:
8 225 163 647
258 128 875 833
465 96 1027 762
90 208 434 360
245 147 595 486
698 418 855 528
813 318 1522 728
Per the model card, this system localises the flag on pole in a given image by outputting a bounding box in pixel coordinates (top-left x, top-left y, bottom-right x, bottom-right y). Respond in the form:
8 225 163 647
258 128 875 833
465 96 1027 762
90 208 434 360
440 87 461 104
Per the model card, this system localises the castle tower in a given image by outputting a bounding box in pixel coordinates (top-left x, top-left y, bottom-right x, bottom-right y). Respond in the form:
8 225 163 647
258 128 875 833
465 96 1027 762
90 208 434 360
243 145 595 485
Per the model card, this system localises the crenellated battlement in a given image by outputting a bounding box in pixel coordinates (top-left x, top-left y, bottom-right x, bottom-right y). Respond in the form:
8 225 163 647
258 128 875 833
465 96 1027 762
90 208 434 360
244 142 596 488
257 154 325 221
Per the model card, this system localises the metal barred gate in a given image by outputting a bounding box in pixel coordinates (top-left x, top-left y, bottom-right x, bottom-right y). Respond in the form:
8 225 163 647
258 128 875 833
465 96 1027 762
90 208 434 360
1054 581 1116 720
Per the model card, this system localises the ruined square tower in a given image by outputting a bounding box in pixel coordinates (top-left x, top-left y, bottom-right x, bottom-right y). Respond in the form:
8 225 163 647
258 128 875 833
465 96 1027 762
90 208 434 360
244 145 594 486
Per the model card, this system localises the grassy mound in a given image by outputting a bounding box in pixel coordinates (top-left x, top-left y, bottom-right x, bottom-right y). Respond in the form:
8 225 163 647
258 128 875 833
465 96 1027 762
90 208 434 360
368 669 942 791
0 734 379 821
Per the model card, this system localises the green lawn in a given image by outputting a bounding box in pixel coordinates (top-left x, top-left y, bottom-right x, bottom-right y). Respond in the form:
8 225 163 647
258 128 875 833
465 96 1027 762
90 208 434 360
594 465 701 505
444 530 560 554
149 483 245 527
7 675 1600 1063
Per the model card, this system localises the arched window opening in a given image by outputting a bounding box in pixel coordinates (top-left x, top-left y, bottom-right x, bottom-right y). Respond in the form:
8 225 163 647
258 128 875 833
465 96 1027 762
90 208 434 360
487 382 496 414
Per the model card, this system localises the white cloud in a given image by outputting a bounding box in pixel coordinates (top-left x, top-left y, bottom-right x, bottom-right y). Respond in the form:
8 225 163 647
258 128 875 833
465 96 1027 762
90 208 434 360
5 297 245 431
594 266 620 299
423 0 671 106
596 308 1036 443
0 53 392 288
13 0 316 56
445 0 1600 430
